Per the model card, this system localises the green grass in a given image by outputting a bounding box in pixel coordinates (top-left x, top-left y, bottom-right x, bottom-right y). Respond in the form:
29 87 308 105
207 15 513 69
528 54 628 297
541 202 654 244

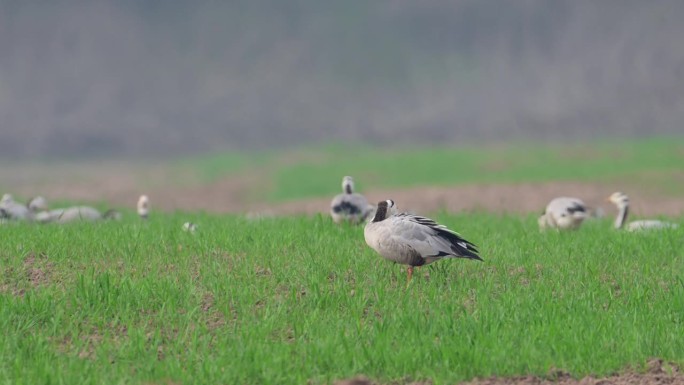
177 137 684 201
1 212 683 384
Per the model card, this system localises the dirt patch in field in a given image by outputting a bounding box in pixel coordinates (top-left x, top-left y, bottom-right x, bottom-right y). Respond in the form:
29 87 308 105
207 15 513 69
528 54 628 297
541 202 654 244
334 358 684 385
24 252 54 288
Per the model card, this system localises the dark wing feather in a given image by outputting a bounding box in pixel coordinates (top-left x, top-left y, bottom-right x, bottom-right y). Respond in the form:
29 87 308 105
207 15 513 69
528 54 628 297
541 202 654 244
332 200 363 215
397 213 482 260
566 202 586 214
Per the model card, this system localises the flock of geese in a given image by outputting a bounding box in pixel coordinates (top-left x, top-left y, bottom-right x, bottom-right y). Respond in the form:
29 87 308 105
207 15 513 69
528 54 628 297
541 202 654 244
1 175 679 285
538 192 679 232
0 193 149 224
331 176 680 284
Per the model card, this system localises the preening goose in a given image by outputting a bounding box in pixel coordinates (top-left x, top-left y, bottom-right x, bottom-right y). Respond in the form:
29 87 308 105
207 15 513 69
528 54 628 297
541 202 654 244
608 192 679 231
364 199 482 284
137 195 150 219
35 206 121 224
538 197 589 231
330 176 374 224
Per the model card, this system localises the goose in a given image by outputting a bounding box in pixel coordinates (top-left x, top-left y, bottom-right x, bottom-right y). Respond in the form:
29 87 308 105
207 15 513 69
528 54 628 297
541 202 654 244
538 197 589 231
182 222 197 233
330 176 374 225
137 195 150 219
608 192 679 231
35 206 121 224
0 193 31 221
364 199 482 284
27 196 49 213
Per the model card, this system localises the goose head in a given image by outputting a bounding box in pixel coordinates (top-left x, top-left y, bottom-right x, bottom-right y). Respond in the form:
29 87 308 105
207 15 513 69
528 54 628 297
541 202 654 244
342 176 355 194
370 199 396 223
1 193 14 206
607 192 629 209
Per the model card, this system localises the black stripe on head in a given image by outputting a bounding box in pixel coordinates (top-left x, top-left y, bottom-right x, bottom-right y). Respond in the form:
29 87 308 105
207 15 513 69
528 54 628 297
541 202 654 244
372 200 391 222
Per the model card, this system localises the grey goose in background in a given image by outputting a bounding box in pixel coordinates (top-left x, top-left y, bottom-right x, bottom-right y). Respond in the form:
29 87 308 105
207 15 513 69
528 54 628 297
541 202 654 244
27 196 49 213
137 195 150 220
330 176 374 225
364 199 482 284
538 197 589 231
35 206 121 224
182 222 198 233
608 192 679 231
0 193 31 221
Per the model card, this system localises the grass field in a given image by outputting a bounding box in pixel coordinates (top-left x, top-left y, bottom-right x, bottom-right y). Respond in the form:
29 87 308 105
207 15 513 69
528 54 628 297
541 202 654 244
2 211 684 384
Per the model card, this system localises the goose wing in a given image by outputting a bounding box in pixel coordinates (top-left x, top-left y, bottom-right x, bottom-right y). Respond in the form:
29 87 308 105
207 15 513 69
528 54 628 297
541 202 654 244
389 214 481 260
547 197 587 218
331 193 369 214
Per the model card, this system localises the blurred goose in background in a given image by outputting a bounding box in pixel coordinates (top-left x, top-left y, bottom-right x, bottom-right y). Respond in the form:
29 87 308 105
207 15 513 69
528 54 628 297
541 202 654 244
137 195 150 220
35 206 121 224
330 176 374 225
608 192 678 231
27 196 49 213
364 199 482 284
538 197 589 231
0 193 31 221
182 222 197 233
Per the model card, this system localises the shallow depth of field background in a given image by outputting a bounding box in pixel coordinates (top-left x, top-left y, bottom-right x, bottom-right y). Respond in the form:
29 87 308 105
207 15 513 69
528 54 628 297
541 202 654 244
1 2 684 384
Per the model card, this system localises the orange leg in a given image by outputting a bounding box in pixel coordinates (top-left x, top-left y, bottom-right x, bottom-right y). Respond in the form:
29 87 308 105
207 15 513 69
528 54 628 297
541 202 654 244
406 266 414 287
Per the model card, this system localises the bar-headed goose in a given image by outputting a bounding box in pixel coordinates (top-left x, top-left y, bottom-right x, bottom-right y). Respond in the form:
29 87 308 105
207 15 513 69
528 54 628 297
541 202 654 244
538 197 589 231
137 195 150 219
330 176 374 225
364 199 482 284
35 206 121 224
182 222 197 233
0 193 31 221
608 192 679 231
27 196 49 213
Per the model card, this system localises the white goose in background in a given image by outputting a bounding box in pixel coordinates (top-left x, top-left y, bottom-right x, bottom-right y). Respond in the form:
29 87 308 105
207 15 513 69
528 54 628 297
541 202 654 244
538 197 589 231
608 192 679 231
0 193 31 221
330 176 375 225
364 199 482 284
182 222 198 233
27 196 49 213
35 206 121 224
137 195 150 220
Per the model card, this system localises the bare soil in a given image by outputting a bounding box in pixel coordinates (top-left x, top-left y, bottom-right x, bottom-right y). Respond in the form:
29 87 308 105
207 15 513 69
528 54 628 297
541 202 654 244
334 359 684 385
